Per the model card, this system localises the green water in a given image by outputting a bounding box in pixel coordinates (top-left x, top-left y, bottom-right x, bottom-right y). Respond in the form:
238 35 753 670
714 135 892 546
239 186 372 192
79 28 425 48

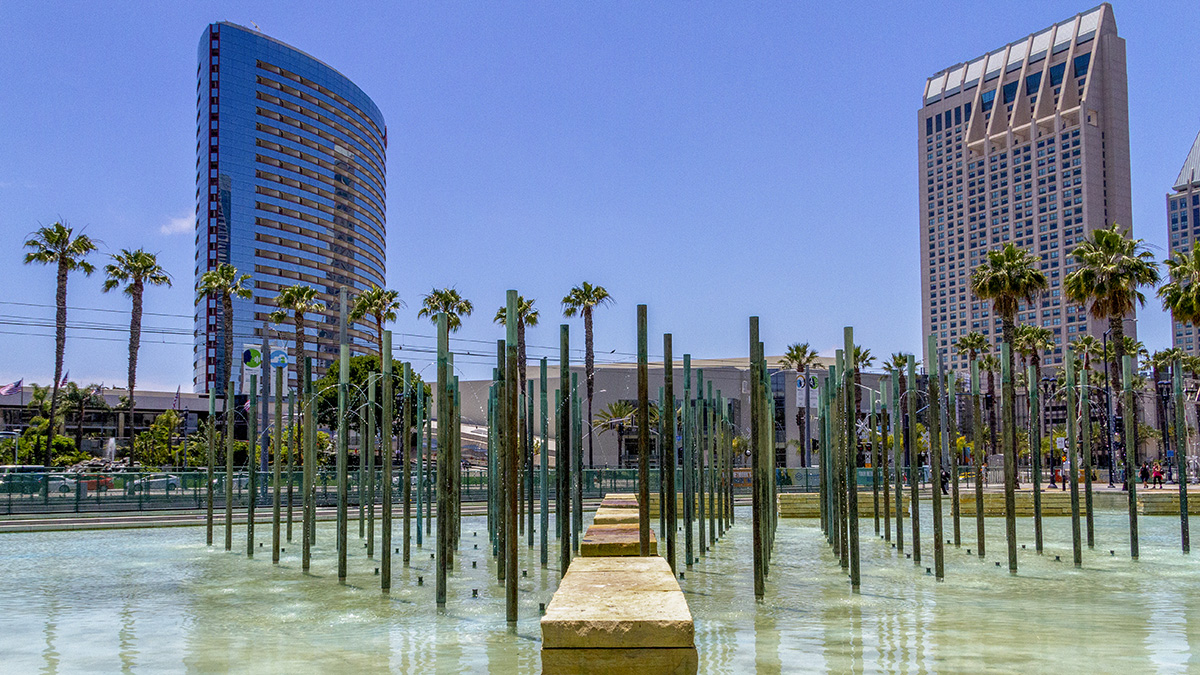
0 508 1197 673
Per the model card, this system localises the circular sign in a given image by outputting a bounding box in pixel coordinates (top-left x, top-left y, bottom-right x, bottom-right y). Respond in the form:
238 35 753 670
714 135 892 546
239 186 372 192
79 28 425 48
243 347 262 368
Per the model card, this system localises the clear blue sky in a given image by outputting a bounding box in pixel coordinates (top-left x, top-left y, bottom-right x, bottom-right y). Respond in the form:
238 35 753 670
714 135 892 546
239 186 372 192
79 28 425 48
0 1 1196 389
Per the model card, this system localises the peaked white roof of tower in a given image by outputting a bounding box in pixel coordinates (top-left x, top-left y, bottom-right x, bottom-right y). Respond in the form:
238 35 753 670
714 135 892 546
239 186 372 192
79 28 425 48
924 3 1109 104
1175 130 1200 190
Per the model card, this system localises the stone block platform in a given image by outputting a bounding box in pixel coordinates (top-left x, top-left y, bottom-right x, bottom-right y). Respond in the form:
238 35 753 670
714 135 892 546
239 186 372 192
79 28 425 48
542 496 696 674
778 492 907 518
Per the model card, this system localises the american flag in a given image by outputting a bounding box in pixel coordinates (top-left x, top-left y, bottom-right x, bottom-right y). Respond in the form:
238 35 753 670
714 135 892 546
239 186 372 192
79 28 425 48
0 379 22 396
173 386 181 411
90 384 103 396
60 371 69 387
243 399 252 413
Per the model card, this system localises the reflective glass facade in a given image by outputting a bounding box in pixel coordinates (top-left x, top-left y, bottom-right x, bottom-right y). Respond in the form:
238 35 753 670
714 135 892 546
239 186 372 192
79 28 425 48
194 22 386 394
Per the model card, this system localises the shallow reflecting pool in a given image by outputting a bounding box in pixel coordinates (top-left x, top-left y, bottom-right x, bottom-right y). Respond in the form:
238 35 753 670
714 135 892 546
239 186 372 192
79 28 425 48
1 507 1197 673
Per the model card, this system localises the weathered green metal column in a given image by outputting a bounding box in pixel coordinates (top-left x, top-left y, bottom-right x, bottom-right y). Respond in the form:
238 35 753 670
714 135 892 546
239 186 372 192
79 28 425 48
1066 348 1082 567
845 327 860 589
367 386 376 558
948 371 960 547
871 390 880 537
558 324 571 576
247 373 258 558
662 384 672 540
496 345 506 580
358 400 366 540
540 357 549 567
287 388 295 543
528 379 535 549
1173 357 1190 554
437 312 451 604
225 379 234 552
415 380 424 549
833 356 845 565
683 354 693 568
272 365 283 564
892 369 903 553
1001 342 1017 574
396 354 407 569
572 372 583 551
505 293 519 621
697 369 707 555
1123 354 1138 560
384 339 397 586
818 379 827 538
928 338 943 581
907 355 920 565
971 358 984 557
637 305 651 556
882 386 891 542
1029 364 1043 554
1081 367 1095 548
749 316 764 599
700 381 710 542
206 392 215 546
302 358 313 571
337 342 349 583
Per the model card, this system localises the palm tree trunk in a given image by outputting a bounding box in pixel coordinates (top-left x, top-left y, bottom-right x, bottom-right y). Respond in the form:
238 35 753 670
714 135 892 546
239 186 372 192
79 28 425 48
46 259 68 466
584 308 595 468
222 294 234 399
987 369 998 459
128 282 143 461
76 401 85 452
1109 316 1127 466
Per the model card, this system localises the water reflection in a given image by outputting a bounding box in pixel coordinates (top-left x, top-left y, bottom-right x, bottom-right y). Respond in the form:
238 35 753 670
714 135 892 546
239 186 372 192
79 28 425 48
2 510 1199 672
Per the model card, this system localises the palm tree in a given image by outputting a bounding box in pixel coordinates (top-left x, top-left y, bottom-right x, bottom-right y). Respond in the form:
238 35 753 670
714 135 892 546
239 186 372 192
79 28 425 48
956 331 990 366
1065 223 1160 404
594 400 658 468
350 286 404 362
62 382 108 453
979 353 1001 455
103 249 172 452
197 264 253 396
1070 335 1103 373
971 244 1047 496
562 282 614 468
886 352 914 420
25 384 62 461
1160 249 1200 347
780 342 821 465
269 284 326 377
23 222 98 464
418 287 473 332
1015 324 1054 393
852 345 875 418
494 296 539 451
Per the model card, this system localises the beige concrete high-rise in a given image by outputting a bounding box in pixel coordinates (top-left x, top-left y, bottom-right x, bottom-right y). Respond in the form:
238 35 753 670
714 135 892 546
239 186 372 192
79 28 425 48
1167 130 1200 355
919 3 1133 374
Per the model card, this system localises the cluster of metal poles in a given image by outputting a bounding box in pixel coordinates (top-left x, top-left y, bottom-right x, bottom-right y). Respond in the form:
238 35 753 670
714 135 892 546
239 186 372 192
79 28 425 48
203 287 441 597
818 331 1192 590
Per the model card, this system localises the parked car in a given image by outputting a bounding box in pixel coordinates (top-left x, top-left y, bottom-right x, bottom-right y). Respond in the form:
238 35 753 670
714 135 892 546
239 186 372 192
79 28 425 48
126 474 182 494
78 474 114 492
210 473 249 490
0 465 46 494
45 476 78 494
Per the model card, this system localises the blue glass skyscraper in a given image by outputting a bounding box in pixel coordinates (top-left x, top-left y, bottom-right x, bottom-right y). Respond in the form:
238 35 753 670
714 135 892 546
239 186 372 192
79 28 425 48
194 22 386 394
